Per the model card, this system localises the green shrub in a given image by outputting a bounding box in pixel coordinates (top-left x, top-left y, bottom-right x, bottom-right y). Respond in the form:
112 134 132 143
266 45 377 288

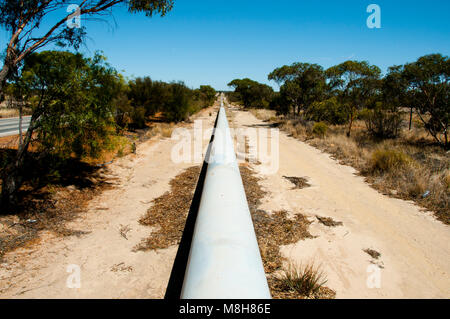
165 82 190 122
370 149 413 172
128 78 214 123
306 97 348 125
312 122 328 138
360 103 403 138
131 107 146 129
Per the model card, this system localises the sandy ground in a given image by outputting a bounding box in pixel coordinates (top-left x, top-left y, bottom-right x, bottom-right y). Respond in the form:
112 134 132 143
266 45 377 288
0 105 218 298
0 100 449 299
229 108 449 299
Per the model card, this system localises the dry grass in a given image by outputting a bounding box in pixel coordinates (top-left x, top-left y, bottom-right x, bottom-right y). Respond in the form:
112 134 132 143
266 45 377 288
364 248 381 259
0 170 112 260
119 224 131 240
370 149 413 172
278 117 449 224
249 109 277 122
269 261 335 299
281 120 308 139
283 176 310 189
135 166 200 251
145 122 176 139
240 165 335 298
0 131 137 260
252 209 314 273
135 164 334 298
0 107 32 118
316 215 343 227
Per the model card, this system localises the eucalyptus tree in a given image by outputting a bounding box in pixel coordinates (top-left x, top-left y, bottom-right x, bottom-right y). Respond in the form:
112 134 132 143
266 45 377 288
228 78 274 108
326 60 381 136
400 54 449 147
1 50 121 209
268 63 326 117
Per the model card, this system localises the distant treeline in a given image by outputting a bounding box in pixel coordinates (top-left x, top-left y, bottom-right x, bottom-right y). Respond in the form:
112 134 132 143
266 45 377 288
227 53 449 147
115 77 216 128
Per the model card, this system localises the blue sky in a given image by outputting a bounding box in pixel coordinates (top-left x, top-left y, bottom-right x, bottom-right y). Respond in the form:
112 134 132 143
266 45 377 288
2 0 450 90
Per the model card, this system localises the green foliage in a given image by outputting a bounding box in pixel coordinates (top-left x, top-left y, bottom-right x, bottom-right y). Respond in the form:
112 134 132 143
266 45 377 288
306 97 348 125
312 122 328 138
398 54 449 147
188 85 216 115
197 85 216 107
268 63 326 116
326 60 382 136
360 103 403 138
128 77 169 116
165 81 191 122
19 50 120 159
263 55 447 145
228 78 274 108
127 0 174 16
269 92 290 115
225 91 242 104
131 107 147 129
125 77 214 125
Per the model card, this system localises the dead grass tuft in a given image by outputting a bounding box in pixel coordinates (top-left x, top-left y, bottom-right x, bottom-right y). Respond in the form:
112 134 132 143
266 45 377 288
283 176 310 189
316 215 343 227
364 248 381 259
269 262 335 299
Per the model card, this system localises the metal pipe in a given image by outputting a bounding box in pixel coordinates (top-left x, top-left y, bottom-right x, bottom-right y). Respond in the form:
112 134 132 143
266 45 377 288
180 97 271 299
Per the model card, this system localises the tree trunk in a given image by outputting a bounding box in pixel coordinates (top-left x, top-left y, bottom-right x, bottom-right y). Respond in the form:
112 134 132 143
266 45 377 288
347 111 355 137
1 162 24 211
0 63 10 95
409 107 413 130
1 115 36 211
443 126 448 150
19 102 23 146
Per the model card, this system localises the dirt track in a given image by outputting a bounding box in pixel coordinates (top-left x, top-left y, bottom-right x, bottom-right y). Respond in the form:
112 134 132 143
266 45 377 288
231 108 449 299
0 103 448 298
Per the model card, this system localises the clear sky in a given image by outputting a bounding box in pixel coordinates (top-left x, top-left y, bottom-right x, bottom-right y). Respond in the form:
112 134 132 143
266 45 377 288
2 0 450 90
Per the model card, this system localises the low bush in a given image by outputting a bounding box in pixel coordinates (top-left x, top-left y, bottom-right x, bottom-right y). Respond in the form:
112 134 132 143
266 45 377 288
306 97 348 125
360 104 403 138
131 107 146 129
370 149 413 173
312 122 328 138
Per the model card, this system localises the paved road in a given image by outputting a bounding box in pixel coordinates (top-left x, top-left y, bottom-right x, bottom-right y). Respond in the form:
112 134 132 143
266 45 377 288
0 116 31 137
